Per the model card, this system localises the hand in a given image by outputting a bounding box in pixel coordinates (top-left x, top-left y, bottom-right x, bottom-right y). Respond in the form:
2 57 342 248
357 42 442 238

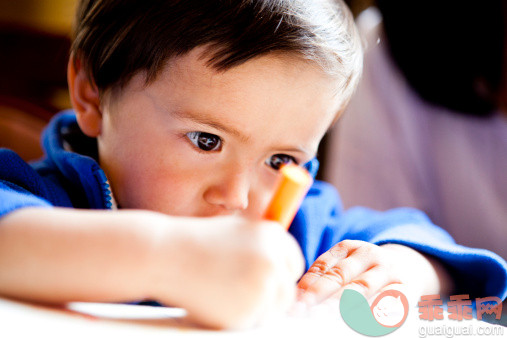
149 215 305 329
296 240 444 307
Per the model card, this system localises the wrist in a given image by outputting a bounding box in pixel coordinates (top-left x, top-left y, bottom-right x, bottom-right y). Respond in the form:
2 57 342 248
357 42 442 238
381 243 453 296
142 212 198 305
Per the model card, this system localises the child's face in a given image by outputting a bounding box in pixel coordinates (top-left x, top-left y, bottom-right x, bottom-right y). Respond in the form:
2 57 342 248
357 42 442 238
97 47 341 218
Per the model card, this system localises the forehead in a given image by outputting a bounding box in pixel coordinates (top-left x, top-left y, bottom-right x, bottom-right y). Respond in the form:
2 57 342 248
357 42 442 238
108 47 344 149
150 47 342 114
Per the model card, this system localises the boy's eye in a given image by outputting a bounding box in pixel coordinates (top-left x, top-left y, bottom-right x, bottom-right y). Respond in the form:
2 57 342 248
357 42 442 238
186 132 222 151
265 154 298 170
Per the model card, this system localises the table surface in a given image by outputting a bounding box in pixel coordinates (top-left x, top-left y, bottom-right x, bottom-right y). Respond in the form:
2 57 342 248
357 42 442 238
0 296 504 337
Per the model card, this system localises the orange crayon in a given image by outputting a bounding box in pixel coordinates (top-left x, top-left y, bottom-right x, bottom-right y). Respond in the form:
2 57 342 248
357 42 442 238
264 164 313 230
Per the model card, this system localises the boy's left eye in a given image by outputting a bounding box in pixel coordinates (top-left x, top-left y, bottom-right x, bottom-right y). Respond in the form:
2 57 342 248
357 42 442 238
186 132 222 151
265 154 298 170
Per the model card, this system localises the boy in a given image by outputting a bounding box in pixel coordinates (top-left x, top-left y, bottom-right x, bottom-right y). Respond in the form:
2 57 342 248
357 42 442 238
0 0 505 330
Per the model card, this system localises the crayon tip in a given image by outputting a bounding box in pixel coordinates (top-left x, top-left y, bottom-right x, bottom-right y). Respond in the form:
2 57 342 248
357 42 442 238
264 164 313 230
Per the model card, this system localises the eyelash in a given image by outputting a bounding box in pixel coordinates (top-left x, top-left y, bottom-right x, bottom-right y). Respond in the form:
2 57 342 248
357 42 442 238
185 131 299 170
265 154 298 171
186 131 222 152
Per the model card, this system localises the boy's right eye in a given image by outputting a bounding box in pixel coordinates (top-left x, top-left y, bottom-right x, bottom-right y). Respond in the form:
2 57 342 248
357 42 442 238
186 132 222 151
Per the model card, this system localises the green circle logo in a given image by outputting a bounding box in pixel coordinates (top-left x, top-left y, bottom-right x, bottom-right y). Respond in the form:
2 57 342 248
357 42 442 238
340 289 409 336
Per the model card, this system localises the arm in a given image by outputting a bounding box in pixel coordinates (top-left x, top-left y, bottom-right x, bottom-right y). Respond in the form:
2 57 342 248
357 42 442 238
291 182 507 306
0 207 165 303
0 207 304 329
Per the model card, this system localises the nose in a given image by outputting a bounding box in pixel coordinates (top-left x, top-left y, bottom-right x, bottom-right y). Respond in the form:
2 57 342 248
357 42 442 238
203 166 251 212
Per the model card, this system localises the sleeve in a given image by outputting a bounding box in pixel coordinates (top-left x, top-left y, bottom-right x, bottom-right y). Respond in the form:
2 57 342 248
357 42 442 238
340 207 507 300
289 180 346 270
291 180 507 300
0 181 52 219
0 149 53 219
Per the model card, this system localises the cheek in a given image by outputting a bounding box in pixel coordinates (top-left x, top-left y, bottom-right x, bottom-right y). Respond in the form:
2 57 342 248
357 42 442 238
137 148 213 210
116 157 205 214
100 131 203 213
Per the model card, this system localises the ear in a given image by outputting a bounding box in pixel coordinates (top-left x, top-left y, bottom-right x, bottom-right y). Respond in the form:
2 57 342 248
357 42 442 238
67 54 102 137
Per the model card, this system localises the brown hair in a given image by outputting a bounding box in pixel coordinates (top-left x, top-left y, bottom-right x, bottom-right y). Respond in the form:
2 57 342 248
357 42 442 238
72 0 362 107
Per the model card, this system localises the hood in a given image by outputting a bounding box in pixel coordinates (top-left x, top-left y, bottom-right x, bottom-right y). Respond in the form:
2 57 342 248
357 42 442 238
39 110 113 209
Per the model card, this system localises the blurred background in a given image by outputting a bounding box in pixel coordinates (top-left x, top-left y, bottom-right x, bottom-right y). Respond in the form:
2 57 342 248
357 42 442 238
0 0 76 112
0 0 77 160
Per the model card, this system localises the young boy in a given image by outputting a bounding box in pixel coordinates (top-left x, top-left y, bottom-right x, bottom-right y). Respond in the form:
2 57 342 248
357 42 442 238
0 0 505 330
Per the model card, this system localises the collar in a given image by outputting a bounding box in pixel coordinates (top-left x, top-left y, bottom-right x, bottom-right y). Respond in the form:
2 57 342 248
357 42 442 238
41 110 116 210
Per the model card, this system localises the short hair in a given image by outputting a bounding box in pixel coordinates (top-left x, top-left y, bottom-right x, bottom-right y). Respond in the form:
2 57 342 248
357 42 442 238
72 0 362 109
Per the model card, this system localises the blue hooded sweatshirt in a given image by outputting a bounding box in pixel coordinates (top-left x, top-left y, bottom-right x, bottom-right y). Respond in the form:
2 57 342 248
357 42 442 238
1 111 506 301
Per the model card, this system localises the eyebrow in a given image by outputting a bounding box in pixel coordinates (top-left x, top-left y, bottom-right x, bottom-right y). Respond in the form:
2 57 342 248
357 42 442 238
173 109 314 158
276 146 315 160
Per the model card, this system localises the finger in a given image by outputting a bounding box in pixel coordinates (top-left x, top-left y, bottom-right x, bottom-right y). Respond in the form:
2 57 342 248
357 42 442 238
273 252 300 314
297 253 374 305
259 222 305 282
284 234 306 281
273 278 298 319
255 268 298 327
296 240 360 291
255 229 301 324
328 264 400 302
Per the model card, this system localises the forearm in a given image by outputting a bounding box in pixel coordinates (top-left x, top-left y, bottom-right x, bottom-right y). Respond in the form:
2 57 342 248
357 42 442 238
0 207 171 303
0 207 305 329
